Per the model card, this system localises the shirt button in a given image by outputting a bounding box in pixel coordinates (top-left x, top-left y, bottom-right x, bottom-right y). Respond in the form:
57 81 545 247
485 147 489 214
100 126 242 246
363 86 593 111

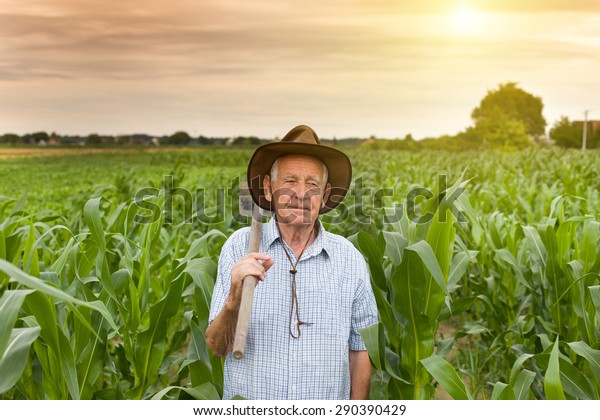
292 352 297 360
291 386 296 391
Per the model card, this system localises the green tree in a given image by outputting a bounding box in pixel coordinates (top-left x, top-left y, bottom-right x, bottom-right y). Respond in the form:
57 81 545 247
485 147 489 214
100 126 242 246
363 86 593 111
0 133 21 144
233 136 261 146
168 131 191 145
115 135 130 145
468 107 532 150
87 133 102 144
549 116 582 148
31 131 49 143
472 82 546 139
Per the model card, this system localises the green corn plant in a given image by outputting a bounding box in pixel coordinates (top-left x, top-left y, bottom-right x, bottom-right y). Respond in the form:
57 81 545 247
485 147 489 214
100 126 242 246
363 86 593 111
356 177 475 399
0 289 40 394
79 195 226 399
0 185 226 399
1 147 599 400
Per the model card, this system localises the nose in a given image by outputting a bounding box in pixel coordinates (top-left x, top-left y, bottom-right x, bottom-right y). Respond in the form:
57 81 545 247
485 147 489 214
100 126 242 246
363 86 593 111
297 181 321 200
294 182 308 199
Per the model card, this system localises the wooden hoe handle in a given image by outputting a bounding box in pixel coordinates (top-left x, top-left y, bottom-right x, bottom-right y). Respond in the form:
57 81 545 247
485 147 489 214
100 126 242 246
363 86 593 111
232 205 262 359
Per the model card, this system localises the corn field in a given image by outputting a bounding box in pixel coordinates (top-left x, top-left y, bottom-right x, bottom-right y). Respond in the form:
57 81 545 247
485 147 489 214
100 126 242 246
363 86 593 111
0 148 599 400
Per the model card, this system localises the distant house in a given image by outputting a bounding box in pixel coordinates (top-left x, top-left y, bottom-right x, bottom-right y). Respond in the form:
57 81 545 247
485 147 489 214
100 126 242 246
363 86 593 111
574 120 600 131
129 134 153 145
48 135 62 146
62 136 86 145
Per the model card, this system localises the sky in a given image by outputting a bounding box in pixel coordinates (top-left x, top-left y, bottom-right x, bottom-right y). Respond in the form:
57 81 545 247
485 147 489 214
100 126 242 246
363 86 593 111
1 0 599 139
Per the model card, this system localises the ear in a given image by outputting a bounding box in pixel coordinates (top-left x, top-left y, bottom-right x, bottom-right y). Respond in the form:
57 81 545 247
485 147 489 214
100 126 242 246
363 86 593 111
321 182 331 208
263 175 273 203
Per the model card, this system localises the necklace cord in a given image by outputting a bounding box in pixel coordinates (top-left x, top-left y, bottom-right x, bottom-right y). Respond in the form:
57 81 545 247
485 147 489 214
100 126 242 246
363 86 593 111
276 222 316 339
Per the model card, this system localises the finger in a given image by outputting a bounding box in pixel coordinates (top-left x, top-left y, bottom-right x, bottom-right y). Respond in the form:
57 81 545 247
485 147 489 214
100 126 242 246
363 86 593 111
242 262 267 280
262 258 274 271
247 252 272 262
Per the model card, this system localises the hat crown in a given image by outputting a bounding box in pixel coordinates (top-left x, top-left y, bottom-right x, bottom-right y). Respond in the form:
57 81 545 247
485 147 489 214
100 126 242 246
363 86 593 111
247 124 351 214
281 125 320 145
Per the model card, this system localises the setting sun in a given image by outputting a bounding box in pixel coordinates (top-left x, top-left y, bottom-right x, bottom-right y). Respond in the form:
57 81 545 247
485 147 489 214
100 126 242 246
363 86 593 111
452 5 482 32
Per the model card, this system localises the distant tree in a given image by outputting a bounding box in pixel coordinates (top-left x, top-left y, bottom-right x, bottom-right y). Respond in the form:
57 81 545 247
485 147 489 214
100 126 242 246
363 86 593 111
233 136 261 146
115 135 130 145
168 131 191 145
469 107 532 150
0 133 20 144
549 117 582 148
87 133 102 144
472 82 546 140
197 135 211 145
31 131 49 143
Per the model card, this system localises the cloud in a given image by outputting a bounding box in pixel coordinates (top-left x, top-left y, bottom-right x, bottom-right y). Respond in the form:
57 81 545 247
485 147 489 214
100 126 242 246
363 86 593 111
2 1 599 81
1 1 600 137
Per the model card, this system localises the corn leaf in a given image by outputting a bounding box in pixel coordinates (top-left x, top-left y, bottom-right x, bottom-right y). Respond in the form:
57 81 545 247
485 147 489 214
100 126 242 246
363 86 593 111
491 382 515 400
151 383 221 400
544 338 565 400
359 323 383 373
420 354 471 400
356 231 387 290
406 241 447 294
0 290 33 358
131 263 186 398
0 327 41 394
382 231 407 266
0 259 118 332
558 357 595 399
567 341 600 384
513 369 535 400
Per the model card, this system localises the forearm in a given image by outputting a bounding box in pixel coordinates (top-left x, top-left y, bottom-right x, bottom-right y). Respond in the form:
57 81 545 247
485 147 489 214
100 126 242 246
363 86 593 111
205 300 239 357
349 350 371 400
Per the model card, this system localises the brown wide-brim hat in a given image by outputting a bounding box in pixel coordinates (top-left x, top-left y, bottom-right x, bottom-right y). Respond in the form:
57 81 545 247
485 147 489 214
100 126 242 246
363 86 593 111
247 125 352 214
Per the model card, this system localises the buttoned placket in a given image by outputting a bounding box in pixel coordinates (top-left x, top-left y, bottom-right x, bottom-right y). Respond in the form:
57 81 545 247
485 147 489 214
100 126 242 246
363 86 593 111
260 218 330 399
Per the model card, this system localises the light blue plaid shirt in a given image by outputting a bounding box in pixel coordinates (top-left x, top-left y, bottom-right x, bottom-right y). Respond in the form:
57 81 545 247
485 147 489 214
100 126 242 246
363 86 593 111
209 217 378 400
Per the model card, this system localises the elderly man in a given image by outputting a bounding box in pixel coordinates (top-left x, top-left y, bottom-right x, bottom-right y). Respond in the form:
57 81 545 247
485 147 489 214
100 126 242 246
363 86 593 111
206 125 378 400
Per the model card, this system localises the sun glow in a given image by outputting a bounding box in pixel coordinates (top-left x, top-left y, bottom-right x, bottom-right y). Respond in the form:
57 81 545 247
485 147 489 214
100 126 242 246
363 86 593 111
452 5 482 33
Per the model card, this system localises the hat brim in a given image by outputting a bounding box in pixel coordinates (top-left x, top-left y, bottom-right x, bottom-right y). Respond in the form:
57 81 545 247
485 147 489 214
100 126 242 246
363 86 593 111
247 142 352 214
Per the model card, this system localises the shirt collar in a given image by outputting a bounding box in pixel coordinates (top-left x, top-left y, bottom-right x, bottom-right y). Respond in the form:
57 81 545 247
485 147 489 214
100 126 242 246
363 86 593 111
261 216 330 258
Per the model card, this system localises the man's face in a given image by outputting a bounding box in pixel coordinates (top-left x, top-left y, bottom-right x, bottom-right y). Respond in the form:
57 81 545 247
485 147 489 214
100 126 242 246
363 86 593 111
263 154 330 226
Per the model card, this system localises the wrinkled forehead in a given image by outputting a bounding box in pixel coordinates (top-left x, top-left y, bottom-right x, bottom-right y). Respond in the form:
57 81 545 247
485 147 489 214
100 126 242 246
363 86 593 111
274 154 327 177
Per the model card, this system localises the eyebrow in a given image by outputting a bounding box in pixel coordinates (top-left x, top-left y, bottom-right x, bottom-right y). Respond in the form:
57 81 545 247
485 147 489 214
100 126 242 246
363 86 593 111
280 173 322 184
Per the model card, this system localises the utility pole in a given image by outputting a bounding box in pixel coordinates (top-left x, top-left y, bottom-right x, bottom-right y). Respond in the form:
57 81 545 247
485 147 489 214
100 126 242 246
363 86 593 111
582 109 589 150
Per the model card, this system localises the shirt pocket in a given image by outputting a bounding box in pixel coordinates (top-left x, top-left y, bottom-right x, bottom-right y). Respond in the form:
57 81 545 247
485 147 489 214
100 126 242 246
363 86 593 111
298 274 347 340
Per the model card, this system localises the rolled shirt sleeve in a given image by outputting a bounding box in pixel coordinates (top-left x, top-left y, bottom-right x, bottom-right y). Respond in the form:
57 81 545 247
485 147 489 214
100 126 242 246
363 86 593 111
208 228 248 324
348 257 379 350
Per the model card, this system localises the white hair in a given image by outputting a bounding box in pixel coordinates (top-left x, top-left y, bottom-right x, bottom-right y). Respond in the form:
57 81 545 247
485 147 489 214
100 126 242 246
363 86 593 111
269 156 329 185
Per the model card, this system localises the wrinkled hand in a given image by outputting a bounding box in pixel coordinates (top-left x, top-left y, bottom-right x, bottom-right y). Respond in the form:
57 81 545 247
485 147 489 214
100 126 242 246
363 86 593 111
226 252 273 311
